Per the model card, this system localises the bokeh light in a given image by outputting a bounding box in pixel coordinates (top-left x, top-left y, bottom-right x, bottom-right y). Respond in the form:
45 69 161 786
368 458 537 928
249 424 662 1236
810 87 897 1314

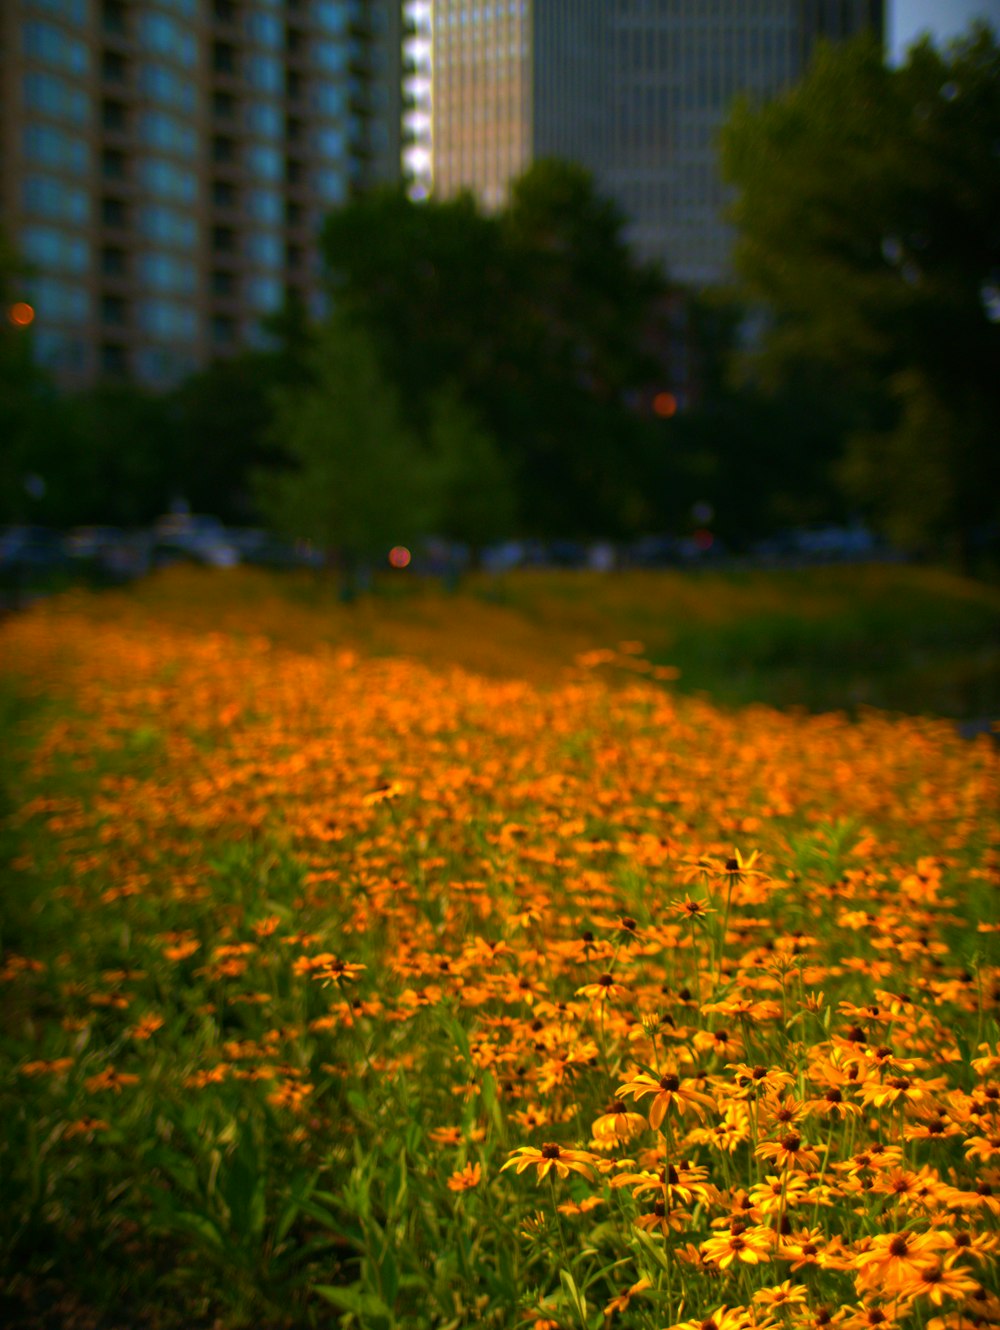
8 302 35 327
389 545 412 569
652 391 677 418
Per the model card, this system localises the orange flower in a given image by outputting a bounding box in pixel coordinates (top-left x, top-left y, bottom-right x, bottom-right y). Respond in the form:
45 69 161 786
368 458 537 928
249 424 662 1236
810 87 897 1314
447 1162 482 1191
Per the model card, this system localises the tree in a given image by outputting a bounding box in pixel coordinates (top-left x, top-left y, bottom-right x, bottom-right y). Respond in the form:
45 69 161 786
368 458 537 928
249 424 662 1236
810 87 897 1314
319 164 674 538
424 384 516 548
720 25 1000 564
254 314 438 587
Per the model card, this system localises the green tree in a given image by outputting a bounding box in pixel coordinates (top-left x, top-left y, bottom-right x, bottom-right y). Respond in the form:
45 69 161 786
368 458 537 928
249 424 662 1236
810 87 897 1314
720 25 1000 564
424 383 516 548
320 164 674 538
254 315 437 587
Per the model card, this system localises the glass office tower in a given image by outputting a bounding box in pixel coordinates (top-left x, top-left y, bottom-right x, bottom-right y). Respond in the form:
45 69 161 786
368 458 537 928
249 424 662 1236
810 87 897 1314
430 1 883 285
0 0 403 387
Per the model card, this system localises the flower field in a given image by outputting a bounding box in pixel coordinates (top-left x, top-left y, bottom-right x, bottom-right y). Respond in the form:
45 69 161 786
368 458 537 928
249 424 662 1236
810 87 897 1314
1 573 998 1330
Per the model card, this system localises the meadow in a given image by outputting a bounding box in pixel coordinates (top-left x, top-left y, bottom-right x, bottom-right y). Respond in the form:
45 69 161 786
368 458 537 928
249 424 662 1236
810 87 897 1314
0 565 997 1329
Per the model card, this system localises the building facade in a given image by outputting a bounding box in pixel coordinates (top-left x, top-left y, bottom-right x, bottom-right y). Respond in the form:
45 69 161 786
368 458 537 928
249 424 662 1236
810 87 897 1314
0 0 403 388
430 0 884 285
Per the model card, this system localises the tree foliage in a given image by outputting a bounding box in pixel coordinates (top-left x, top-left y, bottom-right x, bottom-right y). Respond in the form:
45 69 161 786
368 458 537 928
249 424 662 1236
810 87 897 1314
720 25 1000 560
254 314 434 569
320 161 672 537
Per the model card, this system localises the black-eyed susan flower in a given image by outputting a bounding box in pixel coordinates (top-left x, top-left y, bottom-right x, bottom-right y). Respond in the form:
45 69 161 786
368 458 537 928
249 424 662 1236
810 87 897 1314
617 1067 715 1129
500 1142 601 1182
701 1222 774 1269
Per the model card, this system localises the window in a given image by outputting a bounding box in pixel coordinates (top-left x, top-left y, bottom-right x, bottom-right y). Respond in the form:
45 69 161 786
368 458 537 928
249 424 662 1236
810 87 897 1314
23 71 88 123
213 91 237 120
247 232 282 268
23 174 88 225
286 201 304 228
285 242 304 270
314 168 346 203
26 275 89 324
246 144 282 180
246 102 282 139
247 189 282 224
138 204 197 248
211 269 236 297
23 124 88 175
21 225 89 275
23 22 88 74
314 2 348 34
213 0 237 22
139 63 195 112
246 54 282 94
246 12 282 46
312 83 346 115
314 40 347 73
286 157 304 185
137 13 197 64
138 299 197 340
139 158 197 204
137 252 197 295
25 0 87 21
245 275 282 311
212 225 236 253
314 126 345 159
139 110 196 158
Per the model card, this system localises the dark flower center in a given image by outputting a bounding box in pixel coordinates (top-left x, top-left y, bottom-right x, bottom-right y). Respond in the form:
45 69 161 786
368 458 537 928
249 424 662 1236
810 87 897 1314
660 1074 680 1091
780 1133 802 1152
541 1144 561 1159
888 1236 909 1256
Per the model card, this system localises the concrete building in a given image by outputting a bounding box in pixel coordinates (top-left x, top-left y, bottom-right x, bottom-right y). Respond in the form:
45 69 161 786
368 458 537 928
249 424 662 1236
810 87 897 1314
0 0 403 388
430 1 884 286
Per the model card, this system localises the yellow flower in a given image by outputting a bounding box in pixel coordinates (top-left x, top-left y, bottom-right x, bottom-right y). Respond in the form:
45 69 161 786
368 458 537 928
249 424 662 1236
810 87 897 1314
616 1068 715 1129
753 1281 809 1310
701 1222 774 1269
500 1143 601 1182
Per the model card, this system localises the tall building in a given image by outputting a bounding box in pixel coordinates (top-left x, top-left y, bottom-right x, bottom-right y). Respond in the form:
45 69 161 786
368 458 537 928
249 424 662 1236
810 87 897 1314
430 1 884 286
0 0 403 389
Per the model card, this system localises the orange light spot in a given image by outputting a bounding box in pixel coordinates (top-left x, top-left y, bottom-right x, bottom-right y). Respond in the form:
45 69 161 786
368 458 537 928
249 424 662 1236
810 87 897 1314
9 302 35 327
388 545 411 569
652 391 677 418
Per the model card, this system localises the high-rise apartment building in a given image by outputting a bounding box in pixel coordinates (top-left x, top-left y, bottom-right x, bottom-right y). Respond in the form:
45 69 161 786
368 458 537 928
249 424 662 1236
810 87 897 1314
0 0 403 388
430 1 883 285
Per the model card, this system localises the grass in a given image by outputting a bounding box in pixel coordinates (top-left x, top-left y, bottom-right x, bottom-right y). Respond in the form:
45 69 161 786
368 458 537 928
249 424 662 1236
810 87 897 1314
0 565 997 1329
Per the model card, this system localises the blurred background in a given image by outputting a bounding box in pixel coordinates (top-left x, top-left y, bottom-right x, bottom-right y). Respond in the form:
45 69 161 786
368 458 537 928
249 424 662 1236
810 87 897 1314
1 0 998 598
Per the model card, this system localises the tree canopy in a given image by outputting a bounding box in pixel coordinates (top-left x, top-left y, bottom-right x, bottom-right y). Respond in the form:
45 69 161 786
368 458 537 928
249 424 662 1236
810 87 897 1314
720 25 1000 561
320 161 673 537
